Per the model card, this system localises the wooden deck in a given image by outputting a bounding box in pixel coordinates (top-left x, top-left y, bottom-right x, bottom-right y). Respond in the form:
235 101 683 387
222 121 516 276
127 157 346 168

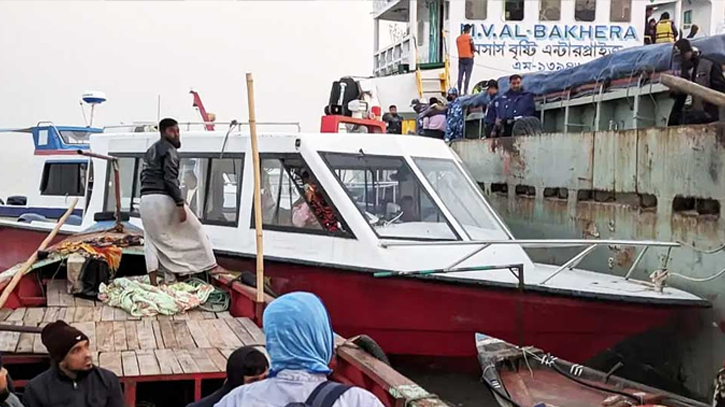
0 280 265 378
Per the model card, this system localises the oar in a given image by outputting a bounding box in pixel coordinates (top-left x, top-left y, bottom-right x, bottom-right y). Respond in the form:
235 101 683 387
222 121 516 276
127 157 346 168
0 198 79 308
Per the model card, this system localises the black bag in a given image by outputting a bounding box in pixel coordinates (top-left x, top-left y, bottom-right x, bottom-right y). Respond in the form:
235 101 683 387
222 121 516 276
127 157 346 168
76 258 111 300
326 77 361 117
285 381 351 407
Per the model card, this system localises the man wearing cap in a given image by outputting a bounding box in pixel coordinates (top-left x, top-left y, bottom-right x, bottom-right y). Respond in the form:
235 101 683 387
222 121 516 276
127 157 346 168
0 354 23 407
669 39 725 125
23 321 124 407
444 88 464 142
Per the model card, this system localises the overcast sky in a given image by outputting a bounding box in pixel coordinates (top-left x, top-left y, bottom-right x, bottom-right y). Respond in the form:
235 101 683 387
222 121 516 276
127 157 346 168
0 1 373 132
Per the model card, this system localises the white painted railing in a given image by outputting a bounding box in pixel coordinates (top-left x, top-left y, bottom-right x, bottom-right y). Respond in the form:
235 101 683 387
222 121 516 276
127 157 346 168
374 35 413 77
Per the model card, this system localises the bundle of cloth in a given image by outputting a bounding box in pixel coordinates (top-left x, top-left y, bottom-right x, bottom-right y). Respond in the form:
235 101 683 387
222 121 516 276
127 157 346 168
98 276 214 317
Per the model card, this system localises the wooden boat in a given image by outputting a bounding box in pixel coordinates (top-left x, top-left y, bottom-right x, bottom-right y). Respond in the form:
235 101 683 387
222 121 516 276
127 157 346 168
476 333 710 407
0 223 446 406
0 127 709 370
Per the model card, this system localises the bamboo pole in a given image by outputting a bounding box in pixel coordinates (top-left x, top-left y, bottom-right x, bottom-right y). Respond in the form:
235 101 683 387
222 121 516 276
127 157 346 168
246 73 265 304
661 73 725 107
0 197 79 308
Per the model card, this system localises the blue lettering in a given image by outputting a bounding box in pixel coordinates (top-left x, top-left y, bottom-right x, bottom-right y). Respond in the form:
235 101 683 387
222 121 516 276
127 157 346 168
623 26 637 40
514 24 526 39
610 25 622 40
595 25 607 40
478 24 495 38
580 25 593 40
549 25 562 40
534 24 547 39
500 24 514 39
566 25 579 40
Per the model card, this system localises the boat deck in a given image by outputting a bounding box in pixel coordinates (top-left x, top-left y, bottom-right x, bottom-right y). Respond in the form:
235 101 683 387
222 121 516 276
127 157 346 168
0 280 265 379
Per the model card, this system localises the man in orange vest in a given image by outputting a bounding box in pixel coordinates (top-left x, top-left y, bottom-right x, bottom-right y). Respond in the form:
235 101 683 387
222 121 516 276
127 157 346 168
655 12 678 43
457 24 476 95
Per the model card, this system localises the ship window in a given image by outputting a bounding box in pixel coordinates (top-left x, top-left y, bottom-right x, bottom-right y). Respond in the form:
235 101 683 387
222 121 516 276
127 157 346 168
59 130 93 145
505 0 524 21
465 0 487 20
414 157 508 240
179 158 209 220
683 10 692 25
203 158 242 226
610 0 631 22
575 0 596 22
322 152 458 241
104 157 140 214
256 156 350 237
539 0 560 21
40 162 87 197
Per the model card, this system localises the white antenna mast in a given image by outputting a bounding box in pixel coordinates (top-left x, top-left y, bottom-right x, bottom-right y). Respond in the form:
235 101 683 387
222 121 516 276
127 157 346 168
81 91 107 127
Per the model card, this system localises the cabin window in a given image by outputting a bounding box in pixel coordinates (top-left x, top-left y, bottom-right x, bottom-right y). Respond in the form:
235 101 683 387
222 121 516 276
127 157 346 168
504 0 524 21
539 0 561 21
103 155 243 226
321 152 458 241
59 130 93 145
257 156 350 237
414 157 508 240
610 0 631 22
683 10 692 25
574 0 596 22
203 158 242 226
40 162 87 197
105 157 140 214
465 0 487 20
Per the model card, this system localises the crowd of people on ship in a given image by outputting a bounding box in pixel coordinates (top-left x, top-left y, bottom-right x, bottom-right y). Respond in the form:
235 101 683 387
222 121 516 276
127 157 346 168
0 292 384 407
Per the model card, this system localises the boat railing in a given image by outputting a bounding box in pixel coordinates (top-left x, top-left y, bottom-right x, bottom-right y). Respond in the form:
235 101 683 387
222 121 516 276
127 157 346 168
378 239 680 286
103 121 302 133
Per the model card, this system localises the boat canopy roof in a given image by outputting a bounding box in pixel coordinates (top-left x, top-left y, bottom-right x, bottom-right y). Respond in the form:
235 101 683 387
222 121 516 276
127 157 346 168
0 124 102 152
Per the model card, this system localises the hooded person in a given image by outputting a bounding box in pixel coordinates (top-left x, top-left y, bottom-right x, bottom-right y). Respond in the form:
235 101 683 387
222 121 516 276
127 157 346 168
23 321 124 407
0 354 23 407
214 292 385 407
186 346 268 407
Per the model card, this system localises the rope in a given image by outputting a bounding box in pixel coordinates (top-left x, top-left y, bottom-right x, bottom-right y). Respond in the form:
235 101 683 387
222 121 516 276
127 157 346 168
404 394 442 407
186 277 230 312
677 240 725 254
669 267 725 283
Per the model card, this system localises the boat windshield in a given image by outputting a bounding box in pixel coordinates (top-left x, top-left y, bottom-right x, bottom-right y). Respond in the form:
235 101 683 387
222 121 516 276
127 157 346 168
59 130 92 145
413 157 508 240
321 152 458 240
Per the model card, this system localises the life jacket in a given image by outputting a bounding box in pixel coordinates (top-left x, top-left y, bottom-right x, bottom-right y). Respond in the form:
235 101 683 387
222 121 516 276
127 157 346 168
457 33 474 59
655 20 675 43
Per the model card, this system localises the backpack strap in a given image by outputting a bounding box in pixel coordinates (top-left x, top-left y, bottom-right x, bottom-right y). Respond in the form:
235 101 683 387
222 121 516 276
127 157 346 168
304 381 352 407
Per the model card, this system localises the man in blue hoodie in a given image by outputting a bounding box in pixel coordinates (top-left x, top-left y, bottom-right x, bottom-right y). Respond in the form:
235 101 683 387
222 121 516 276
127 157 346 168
486 74 535 137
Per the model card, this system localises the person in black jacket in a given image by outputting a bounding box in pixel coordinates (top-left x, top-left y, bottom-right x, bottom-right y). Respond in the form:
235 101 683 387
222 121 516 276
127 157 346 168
23 321 123 407
139 118 217 286
186 346 268 407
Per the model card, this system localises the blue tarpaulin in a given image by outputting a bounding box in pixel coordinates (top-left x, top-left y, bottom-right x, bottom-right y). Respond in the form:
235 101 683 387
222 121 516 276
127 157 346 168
492 34 725 97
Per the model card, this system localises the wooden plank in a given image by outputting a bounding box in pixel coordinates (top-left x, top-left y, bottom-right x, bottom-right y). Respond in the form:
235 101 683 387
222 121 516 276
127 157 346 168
173 313 190 321
187 310 204 320
124 321 140 351
237 318 265 345
23 308 45 325
201 311 216 319
158 319 178 349
154 349 183 375
205 348 228 372
56 308 68 322
16 326 36 353
189 348 219 372
75 297 95 308
215 311 232 319
151 321 164 349
213 319 242 349
172 321 196 350
33 323 48 354
58 285 73 307
42 307 60 323
72 322 96 353
121 351 139 377
112 321 127 352
64 307 78 323
219 348 235 359
78 307 96 323
224 318 254 346
99 351 122 377
101 306 115 322
92 307 103 322
186 320 211 348
6 308 26 322
136 321 156 351
174 349 200 374
46 280 61 307
198 320 226 349
136 350 161 376
113 307 128 322
96 321 115 352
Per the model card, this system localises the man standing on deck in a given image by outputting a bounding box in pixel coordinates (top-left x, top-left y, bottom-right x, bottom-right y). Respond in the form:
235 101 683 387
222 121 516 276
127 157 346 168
486 74 535 137
23 321 124 407
655 12 678 43
382 105 402 134
456 24 476 95
139 118 218 286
